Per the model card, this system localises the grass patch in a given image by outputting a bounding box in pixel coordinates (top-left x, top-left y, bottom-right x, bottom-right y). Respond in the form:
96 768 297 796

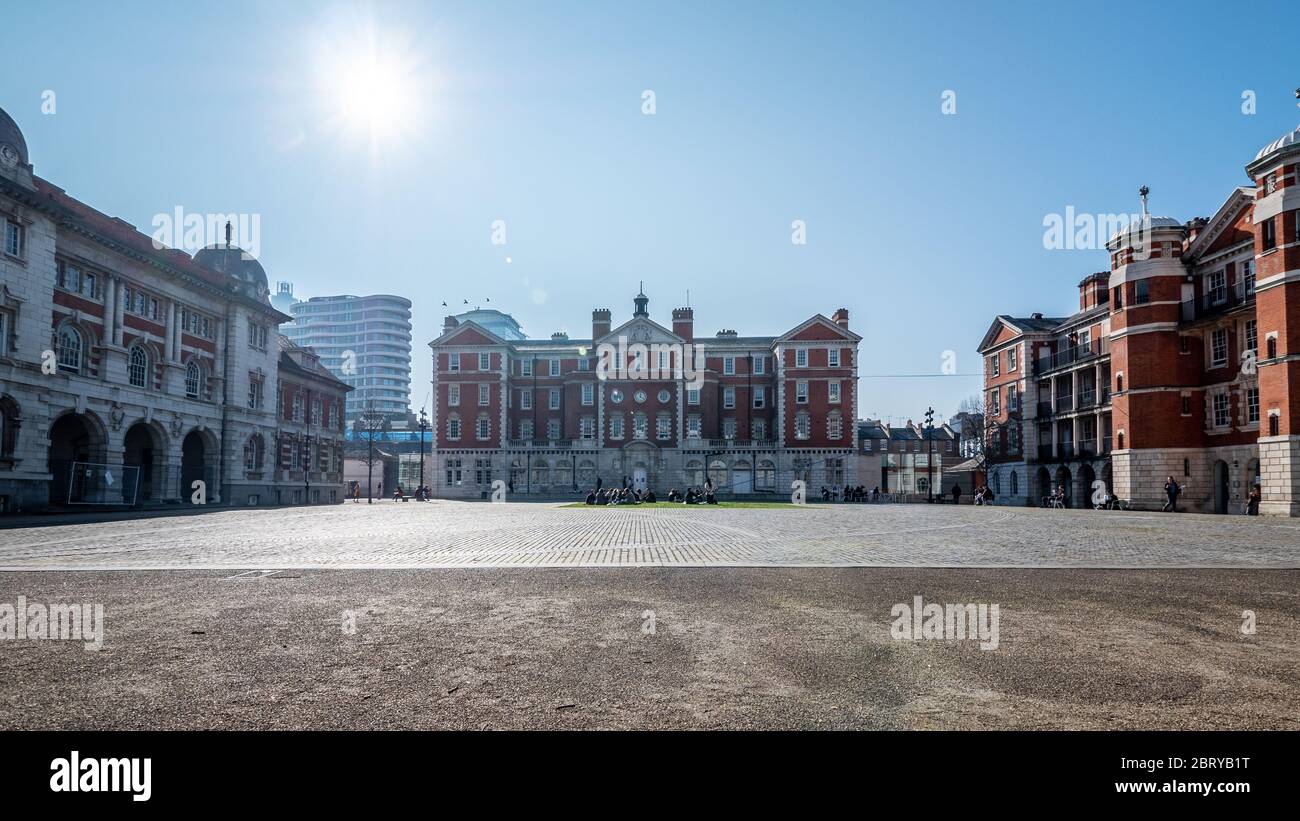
560 500 819 509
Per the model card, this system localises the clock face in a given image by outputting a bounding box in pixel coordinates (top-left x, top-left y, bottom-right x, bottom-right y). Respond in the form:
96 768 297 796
657 390 670 403
610 389 623 404
0 144 17 169
634 390 647 404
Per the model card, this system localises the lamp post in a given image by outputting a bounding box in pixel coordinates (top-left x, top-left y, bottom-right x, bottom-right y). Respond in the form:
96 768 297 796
924 406 935 503
418 407 429 495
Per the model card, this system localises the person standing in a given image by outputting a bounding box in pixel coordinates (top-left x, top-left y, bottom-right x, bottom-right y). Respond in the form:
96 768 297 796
951 483 961 505
1246 484 1261 516
1161 476 1180 512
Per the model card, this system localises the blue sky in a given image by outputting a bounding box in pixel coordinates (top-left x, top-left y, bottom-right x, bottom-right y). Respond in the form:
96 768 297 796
4 0 1298 424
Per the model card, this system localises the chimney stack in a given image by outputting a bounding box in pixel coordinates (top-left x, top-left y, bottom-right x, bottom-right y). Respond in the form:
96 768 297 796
832 308 850 329
443 315 459 332
672 307 694 342
592 308 611 340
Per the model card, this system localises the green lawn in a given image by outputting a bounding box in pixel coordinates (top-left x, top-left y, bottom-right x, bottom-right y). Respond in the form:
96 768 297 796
560 500 820 509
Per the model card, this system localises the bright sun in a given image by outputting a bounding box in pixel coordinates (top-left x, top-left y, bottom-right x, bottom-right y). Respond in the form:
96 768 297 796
313 17 425 146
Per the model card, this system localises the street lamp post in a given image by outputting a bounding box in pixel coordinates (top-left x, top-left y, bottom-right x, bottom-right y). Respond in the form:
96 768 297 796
418 407 429 496
924 406 935 503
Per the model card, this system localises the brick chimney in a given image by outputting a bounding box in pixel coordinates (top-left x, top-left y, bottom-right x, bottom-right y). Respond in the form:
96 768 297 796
672 307 694 342
832 308 850 329
443 315 459 332
592 308 611 340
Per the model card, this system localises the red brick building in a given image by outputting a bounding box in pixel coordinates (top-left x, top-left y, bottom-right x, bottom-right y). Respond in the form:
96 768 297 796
979 121 1300 515
428 290 860 497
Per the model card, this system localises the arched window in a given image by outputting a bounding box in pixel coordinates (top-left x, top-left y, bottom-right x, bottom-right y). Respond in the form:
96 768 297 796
128 344 149 388
991 471 1001 495
1010 471 1019 496
185 361 202 399
756 459 776 489
56 325 83 374
243 434 264 474
684 459 704 487
708 459 729 488
826 410 843 440
795 411 810 439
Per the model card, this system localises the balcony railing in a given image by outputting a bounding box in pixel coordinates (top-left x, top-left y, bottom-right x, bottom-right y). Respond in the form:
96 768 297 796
1037 401 1054 418
1181 280 1254 322
1078 439 1096 456
1055 395 1074 413
1034 338 1110 375
1077 391 1095 410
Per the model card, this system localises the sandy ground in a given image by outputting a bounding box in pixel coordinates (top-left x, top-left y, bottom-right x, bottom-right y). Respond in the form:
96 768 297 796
1 567 1296 730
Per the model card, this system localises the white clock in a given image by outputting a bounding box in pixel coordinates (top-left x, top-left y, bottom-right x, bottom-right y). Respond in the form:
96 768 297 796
0 143 18 169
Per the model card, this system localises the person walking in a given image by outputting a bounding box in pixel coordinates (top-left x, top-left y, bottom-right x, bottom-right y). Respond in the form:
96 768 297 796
1161 476 1180 512
951 483 961 505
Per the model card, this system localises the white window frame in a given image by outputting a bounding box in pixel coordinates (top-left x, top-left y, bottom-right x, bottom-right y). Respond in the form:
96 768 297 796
723 387 735 409
828 382 840 404
828 348 840 367
1210 328 1228 368
478 383 490 406
795 349 807 368
795 381 808 404
549 388 560 410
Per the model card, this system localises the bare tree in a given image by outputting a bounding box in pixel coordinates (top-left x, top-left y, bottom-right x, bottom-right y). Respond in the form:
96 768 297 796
952 394 1009 476
352 400 390 504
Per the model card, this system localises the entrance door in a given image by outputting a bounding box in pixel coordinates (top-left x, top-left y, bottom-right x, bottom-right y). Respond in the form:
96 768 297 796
1214 461 1229 514
633 467 647 492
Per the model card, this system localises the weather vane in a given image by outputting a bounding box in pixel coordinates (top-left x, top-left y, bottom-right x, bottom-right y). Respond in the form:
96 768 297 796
1139 185 1149 217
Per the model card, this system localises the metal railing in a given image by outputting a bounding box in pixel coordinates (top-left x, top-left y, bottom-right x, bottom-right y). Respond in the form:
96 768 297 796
1034 338 1109 375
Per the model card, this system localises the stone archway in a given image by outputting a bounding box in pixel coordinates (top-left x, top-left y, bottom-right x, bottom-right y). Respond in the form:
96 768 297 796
47 411 107 504
1078 463 1096 509
181 428 219 504
1054 465 1073 508
1036 466 1052 507
123 421 169 504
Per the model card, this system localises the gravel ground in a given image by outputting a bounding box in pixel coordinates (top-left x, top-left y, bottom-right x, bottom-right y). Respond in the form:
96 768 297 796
1 567 1296 730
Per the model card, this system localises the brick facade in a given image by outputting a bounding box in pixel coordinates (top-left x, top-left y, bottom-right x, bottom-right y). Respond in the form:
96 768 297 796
978 121 1300 515
429 292 860 497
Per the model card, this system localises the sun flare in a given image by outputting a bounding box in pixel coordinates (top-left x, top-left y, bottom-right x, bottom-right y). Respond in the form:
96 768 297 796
312 17 426 147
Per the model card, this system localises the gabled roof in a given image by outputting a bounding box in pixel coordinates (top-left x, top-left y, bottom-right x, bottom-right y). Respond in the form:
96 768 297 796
978 314 1063 352
600 315 684 346
428 319 510 347
278 338 352 392
1183 187 1254 262
775 314 862 344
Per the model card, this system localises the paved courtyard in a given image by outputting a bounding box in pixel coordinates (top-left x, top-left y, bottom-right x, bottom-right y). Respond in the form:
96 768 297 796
2 503 1297 730
0 500 1296 570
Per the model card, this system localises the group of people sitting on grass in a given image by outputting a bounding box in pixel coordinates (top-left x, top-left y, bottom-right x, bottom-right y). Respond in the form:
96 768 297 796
821 485 880 502
667 486 718 505
585 487 658 505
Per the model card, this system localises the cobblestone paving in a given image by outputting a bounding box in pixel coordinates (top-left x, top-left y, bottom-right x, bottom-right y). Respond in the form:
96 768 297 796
0 501 1296 569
